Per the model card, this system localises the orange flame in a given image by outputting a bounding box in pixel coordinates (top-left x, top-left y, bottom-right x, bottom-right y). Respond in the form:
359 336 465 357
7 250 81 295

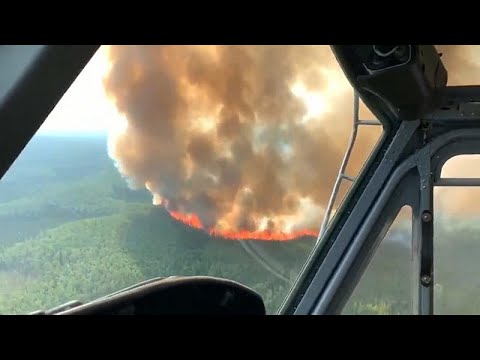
209 228 317 241
168 209 317 242
169 211 204 229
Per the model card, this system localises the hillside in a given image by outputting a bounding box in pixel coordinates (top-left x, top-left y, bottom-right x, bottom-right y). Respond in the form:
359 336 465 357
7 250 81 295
0 206 317 314
0 135 316 314
1 134 479 315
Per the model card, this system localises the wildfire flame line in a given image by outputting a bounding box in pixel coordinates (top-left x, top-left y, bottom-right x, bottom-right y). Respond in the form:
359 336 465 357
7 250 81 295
169 210 317 242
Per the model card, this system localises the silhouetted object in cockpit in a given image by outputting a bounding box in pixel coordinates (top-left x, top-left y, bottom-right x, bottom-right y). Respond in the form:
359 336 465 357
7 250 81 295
41 276 267 315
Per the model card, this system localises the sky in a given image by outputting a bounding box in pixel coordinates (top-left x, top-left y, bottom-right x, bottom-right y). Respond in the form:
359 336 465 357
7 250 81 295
31 45 480 226
38 46 330 136
38 45 480 136
38 46 124 135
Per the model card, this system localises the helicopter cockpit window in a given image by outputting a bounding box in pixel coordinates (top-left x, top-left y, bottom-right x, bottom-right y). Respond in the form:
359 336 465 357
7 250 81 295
342 206 413 315
435 45 480 86
0 46 384 314
433 155 480 314
441 155 480 178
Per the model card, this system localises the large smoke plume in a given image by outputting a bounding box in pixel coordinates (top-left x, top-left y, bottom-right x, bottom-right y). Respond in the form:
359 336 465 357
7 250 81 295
101 46 398 234
436 45 480 85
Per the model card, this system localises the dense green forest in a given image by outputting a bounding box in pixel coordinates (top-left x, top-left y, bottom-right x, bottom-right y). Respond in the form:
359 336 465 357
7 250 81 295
0 135 478 315
0 135 315 314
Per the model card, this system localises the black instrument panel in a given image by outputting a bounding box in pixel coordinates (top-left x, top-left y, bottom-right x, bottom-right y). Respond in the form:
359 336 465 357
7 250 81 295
55 276 266 315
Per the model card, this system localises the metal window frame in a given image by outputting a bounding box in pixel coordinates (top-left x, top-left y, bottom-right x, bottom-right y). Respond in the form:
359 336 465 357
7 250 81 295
0 45 99 179
282 85 480 315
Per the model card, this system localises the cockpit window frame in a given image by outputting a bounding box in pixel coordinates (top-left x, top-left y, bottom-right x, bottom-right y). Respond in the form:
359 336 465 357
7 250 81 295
284 93 480 314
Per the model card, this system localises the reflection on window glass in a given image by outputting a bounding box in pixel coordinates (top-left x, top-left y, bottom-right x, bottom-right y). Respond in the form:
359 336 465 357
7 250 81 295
0 45 383 314
342 206 412 315
434 187 480 315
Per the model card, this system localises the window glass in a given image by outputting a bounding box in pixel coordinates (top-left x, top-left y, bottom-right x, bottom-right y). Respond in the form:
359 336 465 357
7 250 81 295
0 46 383 314
436 45 480 86
342 206 413 315
441 155 480 178
434 186 480 314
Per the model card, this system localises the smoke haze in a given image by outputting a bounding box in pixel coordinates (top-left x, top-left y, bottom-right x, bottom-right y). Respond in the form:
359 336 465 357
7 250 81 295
103 45 382 235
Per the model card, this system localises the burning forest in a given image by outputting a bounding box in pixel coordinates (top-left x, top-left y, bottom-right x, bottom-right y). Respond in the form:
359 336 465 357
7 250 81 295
101 45 380 241
101 45 477 242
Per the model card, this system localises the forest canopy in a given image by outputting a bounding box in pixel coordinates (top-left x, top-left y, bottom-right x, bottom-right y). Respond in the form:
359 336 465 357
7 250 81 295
0 135 475 315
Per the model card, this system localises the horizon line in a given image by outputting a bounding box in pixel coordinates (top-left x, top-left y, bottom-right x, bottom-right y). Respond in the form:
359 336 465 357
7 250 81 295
36 130 108 137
